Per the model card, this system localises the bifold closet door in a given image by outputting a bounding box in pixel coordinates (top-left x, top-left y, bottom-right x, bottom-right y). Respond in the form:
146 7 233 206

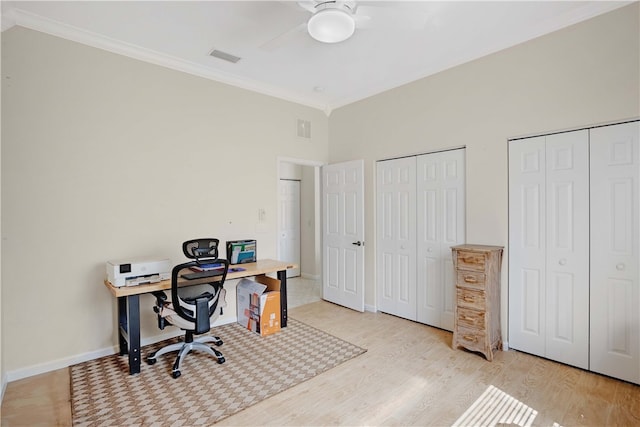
590 121 640 384
376 157 417 319
416 149 465 331
509 131 589 369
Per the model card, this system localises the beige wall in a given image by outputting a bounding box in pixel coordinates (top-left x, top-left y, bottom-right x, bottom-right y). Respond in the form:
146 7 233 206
1 2 638 380
329 4 639 334
300 165 320 279
0 27 3 395
1 26 328 377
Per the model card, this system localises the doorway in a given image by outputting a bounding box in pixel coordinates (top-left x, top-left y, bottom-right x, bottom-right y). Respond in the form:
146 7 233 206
278 179 301 278
277 158 323 282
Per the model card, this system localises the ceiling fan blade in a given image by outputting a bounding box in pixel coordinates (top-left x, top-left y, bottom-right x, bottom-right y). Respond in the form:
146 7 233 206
259 22 307 51
353 14 371 27
297 1 317 13
356 4 429 30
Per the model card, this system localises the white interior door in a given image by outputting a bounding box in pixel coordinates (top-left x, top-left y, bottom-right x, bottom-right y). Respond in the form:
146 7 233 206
509 136 547 357
322 160 365 312
544 131 589 369
376 157 417 319
590 121 640 384
278 179 301 278
416 149 465 331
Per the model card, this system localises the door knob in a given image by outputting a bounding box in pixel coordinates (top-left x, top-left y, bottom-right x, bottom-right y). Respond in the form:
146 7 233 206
352 241 362 246
616 263 625 271
559 259 567 266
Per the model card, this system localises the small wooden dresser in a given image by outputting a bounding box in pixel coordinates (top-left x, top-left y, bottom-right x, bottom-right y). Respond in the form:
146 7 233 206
451 244 504 361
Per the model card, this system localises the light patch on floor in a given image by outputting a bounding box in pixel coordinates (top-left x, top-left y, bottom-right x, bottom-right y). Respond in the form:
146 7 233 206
452 384 563 427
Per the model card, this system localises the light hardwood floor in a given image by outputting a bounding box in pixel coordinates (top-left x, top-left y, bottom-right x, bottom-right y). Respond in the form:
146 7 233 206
2 288 639 426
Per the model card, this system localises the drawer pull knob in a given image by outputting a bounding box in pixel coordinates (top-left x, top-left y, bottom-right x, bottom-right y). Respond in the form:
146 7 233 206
463 296 475 303
616 263 625 271
463 335 478 342
559 259 567 266
464 276 477 283
462 316 475 321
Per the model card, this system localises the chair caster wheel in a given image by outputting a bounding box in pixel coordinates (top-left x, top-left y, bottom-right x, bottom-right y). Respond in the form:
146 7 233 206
172 370 181 379
217 356 225 364
146 353 157 365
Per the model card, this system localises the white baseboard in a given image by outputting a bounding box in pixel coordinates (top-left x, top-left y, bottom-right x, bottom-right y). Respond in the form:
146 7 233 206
5 317 238 383
364 304 376 313
300 273 320 280
6 346 118 382
1 372 8 402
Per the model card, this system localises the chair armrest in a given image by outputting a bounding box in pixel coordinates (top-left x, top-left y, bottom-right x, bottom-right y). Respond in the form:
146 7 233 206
151 291 168 329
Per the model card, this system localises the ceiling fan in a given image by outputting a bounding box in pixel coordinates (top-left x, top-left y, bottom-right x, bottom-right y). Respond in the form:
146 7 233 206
261 1 427 50
298 0 366 43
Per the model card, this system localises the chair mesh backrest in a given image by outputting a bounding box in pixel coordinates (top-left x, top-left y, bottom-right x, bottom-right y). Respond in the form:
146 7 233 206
170 260 229 327
170 238 229 329
182 238 219 263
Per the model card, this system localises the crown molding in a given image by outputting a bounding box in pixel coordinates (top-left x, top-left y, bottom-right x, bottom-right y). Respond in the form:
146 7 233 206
2 2 630 118
2 7 333 114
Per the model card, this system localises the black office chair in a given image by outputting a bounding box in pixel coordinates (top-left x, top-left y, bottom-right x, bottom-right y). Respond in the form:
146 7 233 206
146 238 229 378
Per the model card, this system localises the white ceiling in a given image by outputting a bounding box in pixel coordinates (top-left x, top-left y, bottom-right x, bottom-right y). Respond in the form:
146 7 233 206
1 1 632 114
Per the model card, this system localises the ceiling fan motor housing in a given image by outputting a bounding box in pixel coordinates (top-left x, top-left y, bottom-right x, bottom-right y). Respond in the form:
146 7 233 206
307 1 357 43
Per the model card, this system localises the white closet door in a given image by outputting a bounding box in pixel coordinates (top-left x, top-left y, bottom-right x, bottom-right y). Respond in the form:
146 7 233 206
590 121 640 384
544 131 589 369
376 157 417 319
416 149 465 331
509 136 547 357
509 132 589 368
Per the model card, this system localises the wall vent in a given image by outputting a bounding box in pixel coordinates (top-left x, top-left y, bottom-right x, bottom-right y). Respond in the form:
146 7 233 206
297 119 311 139
209 49 241 63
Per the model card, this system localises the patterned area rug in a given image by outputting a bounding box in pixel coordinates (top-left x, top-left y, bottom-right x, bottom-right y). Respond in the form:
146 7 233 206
70 319 366 426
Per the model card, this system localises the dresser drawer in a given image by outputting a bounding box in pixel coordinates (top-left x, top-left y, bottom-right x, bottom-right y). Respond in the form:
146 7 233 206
456 251 486 272
456 270 486 290
456 325 486 350
457 288 486 311
457 307 486 329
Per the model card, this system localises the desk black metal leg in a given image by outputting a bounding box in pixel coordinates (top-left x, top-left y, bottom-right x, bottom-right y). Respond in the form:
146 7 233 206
117 294 141 374
126 294 141 374
277 269 288 327
117 297 128 355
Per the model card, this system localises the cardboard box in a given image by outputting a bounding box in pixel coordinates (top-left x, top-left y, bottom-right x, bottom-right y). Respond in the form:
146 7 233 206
236 274 281 336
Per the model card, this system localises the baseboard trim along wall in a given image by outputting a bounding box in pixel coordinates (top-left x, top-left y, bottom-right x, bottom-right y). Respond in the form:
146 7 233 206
5 317 238 383
1 372 8 403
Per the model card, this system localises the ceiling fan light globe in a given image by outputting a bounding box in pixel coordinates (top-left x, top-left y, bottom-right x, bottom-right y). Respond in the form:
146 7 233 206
307 9 355 43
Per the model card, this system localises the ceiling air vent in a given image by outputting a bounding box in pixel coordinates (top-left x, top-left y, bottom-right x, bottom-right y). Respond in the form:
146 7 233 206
209 49 241 64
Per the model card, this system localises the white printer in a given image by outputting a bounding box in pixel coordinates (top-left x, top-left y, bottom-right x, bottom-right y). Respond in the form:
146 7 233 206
106 256 171 287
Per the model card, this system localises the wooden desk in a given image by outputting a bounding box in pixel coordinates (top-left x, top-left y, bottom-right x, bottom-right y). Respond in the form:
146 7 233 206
103 259 296 375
